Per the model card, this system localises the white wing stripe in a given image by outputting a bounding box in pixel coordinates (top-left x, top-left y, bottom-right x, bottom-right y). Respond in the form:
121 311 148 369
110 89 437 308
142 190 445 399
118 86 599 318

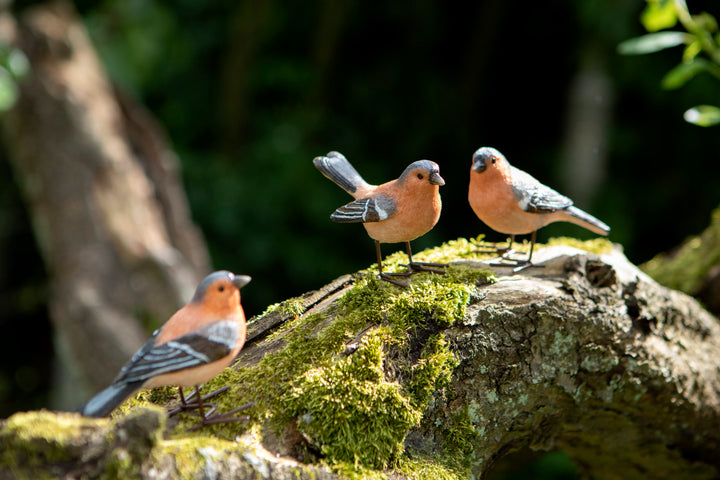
165 341 211 362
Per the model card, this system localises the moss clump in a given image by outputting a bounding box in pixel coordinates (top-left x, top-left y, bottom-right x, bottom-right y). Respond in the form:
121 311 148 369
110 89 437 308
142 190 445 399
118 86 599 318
641 205 720 295
439 406 482 472
541 236 614 254
284 333 422 469
405 335 458 409
0 410 104 474
262 297 306 319
386 277 474 334
395 454 467 480
408 236 490 262
111 386 177 419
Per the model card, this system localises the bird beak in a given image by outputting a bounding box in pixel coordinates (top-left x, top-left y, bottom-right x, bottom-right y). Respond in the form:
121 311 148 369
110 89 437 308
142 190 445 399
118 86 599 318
429 172 445 186
472 156 487 173
232 275 252 290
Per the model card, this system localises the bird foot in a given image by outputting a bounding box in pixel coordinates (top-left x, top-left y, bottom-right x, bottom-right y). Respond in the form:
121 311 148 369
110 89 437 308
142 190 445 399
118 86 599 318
168 386 230 417
187 401 255 432
407 261 447 274
488 259 545 273
379 273 409 288
473 242 514 256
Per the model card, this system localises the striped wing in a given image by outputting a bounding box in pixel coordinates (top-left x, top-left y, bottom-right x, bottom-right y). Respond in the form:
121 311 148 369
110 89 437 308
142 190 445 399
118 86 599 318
329 195 397 223
511 167 573 213
114 321 239 384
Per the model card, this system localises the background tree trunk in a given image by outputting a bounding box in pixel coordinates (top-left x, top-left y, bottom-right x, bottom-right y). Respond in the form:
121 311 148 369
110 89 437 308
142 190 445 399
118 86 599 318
1 244 719 479
0 1 210 409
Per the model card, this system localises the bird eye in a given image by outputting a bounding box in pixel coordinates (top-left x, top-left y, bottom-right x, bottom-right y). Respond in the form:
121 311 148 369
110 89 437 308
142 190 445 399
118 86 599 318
218 285 225 292
491 158 496 164
417 173 424 179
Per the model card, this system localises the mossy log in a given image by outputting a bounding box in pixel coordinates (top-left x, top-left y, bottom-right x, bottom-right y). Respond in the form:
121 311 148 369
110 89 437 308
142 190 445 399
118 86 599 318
2 239 720 479
642 205 720 316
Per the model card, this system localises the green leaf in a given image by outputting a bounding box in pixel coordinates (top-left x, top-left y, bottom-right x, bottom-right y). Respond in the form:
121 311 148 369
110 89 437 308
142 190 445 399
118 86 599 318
682 40 702 63
661 58 709 89
618 31 688 55
0 67 18 112
640 0 678 32
684 105 720 126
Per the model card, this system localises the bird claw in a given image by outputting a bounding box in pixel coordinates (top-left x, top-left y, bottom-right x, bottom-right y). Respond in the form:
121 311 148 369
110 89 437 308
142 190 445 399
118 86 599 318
487 259 545 273
473 241 514 256
379 273 409 288
187 401 255 432
407 261 447 274
168 385 230 417
378 261 447 287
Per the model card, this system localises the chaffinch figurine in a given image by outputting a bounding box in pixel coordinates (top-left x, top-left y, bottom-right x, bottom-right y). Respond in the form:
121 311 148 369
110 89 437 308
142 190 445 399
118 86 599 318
314 151 446 287
468 146 610 271
81 271 252 429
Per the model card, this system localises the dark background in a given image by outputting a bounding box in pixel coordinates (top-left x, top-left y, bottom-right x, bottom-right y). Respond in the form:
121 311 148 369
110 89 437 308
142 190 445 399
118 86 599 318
0 2 718 474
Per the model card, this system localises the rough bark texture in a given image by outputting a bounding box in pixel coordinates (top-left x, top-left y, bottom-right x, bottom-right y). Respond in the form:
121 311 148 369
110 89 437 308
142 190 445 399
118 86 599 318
1 243 719 479
0 1 210 408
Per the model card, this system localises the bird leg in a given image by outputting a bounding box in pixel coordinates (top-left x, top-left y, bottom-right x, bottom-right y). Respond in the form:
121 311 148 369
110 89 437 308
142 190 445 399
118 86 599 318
403 242 447 274
168 386 217 416
474 235 515 257
488 231 545 272
188 401 255 431
169 385 254 431
375 241 410 287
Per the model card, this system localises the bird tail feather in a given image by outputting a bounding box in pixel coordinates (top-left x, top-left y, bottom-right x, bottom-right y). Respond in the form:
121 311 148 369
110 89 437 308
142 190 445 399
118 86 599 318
565 206 610 236
313 151 369 195
80 382 143 418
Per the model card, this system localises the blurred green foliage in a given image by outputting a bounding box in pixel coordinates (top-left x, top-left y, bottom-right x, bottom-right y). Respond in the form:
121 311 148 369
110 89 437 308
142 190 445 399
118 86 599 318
619 0 720 125
0 43 28 112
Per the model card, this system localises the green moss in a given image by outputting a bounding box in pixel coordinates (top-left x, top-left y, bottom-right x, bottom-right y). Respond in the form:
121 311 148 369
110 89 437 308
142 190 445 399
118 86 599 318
541 236 614 254
155 436 242 478
408 236 490 262
0 238 496 477
0 410 104 473
262 297 306 318
396 454 467 480
104 447 137 479
641 205 720 294
439 406 482 472
405 335 458 409
162 238 485 470
386 277 474 333
285 333 422 469
111 386 177 419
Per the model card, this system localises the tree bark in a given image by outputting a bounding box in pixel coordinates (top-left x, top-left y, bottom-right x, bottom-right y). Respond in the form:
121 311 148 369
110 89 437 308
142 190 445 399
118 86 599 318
1 244 719 479
0 1 210 409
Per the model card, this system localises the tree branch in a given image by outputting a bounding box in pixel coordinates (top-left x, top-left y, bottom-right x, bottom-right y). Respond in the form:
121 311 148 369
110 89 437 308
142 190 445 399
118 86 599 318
2 241 718 478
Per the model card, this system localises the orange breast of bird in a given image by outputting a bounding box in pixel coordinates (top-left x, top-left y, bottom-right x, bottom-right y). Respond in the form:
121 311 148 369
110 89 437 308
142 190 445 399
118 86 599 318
469 167 546 235
363 180 441 244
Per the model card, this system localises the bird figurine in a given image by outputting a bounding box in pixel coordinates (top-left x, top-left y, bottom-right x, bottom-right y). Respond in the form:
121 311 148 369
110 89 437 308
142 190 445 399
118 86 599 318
468 146 610 271
314 151 446 287
81 270 253 429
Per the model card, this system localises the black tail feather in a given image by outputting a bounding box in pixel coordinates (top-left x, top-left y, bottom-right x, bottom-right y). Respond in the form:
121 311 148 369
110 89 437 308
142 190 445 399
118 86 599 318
80 381 144 418
313 151 368 194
